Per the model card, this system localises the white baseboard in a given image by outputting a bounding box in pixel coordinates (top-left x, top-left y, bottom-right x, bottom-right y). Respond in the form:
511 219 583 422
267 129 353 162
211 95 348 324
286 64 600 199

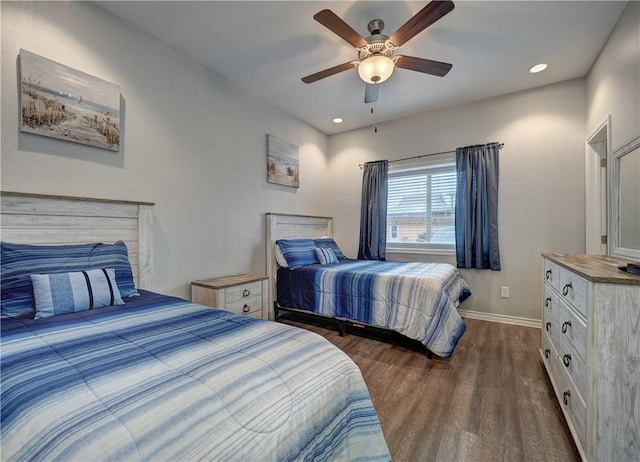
458 309 541 329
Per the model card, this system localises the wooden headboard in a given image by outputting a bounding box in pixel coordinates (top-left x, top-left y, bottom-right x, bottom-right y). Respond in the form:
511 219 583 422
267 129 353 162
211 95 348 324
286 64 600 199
0 191 155 290
265 213 333 320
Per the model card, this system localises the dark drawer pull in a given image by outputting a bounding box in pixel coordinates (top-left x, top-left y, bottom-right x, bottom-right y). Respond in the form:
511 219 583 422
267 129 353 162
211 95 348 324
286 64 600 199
561 320 571 334
242 304 251 313
562 282 572 296
544 297 551 308
563 390 571 405
563 354 571 367
544 349 550 359
242 289 251 297
545 269 552 280
545 322 551 332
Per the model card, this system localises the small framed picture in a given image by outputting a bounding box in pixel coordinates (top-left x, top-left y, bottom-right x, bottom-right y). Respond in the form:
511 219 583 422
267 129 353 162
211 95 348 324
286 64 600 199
267 134 299 188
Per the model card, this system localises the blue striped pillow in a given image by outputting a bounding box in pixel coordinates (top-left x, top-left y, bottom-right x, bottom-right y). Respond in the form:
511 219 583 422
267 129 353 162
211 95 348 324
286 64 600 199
1 240 138 318
31 268 124 319
315 247 338 265
275 239 319 269
314 238 346 260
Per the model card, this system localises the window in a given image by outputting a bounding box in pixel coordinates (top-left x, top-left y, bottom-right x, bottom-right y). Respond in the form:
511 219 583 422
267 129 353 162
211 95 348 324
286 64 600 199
387 162 456 252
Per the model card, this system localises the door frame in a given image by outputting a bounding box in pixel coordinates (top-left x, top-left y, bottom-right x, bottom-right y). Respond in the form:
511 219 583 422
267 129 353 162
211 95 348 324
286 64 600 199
585 115 611 255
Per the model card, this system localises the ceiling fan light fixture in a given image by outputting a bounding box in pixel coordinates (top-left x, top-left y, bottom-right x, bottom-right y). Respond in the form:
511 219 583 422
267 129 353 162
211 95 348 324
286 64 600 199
358 55 394 84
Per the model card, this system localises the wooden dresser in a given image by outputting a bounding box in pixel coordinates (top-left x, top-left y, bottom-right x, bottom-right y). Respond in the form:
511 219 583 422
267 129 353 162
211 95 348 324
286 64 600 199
191 273 269 319
541 254 640 461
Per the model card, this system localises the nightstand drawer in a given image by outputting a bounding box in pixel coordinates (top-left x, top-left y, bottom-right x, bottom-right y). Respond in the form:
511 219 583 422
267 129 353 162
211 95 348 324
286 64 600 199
226 295 263 316
225 281 263 303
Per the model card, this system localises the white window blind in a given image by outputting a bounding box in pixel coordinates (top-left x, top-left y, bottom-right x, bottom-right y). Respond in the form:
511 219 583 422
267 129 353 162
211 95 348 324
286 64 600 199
387 163 456 251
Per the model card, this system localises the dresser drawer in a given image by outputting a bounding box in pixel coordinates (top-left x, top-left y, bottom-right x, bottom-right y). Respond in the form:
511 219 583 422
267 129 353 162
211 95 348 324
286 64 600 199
225 281 263 303
226 295 263 316
543 259 561 292
557 297 587 361
557 331 587 400
552 359 587 453
558 267 588 319
543 284 560 346
541 329 557 368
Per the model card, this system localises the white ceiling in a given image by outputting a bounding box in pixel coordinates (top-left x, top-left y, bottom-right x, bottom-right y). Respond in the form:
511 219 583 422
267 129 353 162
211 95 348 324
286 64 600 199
97 1 627 135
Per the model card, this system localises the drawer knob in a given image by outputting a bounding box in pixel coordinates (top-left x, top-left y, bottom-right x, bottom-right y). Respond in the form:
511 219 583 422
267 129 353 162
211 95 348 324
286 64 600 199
563 354 571 367
545 269 552 280
561 320 572 334
545 322 551 332
242 289 251 297
562 282 572 296
544 349 550 359
242 304 251 313
544 297 551 308
563 390 571 405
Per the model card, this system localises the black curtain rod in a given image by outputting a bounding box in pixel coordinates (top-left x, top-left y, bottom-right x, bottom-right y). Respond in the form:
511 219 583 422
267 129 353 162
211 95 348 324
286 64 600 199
358 143 504 168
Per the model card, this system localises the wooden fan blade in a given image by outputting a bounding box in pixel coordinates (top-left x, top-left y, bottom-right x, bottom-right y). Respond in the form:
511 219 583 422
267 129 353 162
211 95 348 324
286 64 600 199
389 0 455 47
314 9 368 48
364 84 379 104
302 62 358 84
395 55 452 77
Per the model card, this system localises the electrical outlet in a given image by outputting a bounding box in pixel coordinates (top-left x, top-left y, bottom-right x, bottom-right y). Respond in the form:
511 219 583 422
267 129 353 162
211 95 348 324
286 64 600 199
500 286 510 298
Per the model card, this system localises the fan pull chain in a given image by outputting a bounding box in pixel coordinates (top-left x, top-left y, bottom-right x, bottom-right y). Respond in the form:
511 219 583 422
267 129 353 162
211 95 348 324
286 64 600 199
371 106 378 133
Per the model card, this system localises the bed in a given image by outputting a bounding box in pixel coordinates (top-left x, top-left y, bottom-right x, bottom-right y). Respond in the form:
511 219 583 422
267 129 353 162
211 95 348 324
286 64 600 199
0 192 391 462
266 213 471 358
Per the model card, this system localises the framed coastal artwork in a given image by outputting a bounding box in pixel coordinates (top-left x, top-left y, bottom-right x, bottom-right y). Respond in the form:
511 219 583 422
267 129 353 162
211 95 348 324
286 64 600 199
19 49 121 151
267 134 299 188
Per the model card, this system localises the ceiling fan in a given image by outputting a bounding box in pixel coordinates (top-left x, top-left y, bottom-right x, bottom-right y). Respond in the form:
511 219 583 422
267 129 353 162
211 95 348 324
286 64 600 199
301 1 455 104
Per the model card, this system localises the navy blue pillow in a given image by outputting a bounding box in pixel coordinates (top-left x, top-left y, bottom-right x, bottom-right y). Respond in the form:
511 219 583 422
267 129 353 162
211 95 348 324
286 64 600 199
1 240 138 318
276 239 319 269
314 238 346 260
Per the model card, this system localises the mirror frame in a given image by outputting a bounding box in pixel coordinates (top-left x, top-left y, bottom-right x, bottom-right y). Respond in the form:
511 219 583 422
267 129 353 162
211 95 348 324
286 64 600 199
609 134 640 262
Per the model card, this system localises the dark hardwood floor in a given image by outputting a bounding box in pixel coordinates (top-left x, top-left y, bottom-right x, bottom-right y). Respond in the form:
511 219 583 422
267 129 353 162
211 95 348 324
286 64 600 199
280 317 580 462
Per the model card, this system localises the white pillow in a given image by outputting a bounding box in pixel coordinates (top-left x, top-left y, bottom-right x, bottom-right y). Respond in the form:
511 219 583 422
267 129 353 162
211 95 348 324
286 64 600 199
274 244 289 268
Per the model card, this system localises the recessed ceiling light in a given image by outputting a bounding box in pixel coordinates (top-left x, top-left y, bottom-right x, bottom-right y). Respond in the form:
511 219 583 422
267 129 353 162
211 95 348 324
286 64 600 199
529 63 548 73
332 117 344 124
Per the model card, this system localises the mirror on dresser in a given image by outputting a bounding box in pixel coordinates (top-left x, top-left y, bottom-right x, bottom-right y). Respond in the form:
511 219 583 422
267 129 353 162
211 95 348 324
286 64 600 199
610 134 640 262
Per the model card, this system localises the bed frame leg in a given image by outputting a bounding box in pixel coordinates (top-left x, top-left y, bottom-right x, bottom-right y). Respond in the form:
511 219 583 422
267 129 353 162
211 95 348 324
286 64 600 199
426 350 434 359
273 302 279 320
338 321 345 337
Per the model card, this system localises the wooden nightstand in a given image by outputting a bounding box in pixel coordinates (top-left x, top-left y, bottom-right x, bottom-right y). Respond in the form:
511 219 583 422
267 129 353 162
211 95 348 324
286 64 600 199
191 273 269 319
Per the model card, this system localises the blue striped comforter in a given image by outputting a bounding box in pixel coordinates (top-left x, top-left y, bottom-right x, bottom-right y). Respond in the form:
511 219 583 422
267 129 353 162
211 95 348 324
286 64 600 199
278 261 471 358
1 291 390 461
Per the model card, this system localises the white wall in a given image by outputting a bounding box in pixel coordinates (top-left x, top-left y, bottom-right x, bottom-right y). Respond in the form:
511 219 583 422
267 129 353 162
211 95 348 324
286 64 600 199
2 1 634 323
324 3 638 325
586 1 639 261
587 0 639 150
1 1 329 299
328 79 587 322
